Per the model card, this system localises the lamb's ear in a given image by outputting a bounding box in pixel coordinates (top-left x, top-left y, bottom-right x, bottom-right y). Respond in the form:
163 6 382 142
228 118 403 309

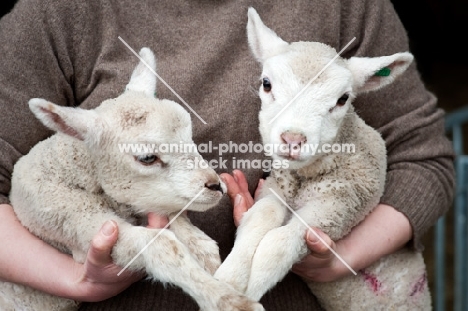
29 98 102 144
125 47 157 97
347 52 414 94
247 7 289 63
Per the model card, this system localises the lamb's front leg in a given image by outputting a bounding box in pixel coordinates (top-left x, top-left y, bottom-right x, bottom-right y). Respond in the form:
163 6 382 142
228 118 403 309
214 195 287 293
112 223 264 311
67 210 263 311
245 188 366 301
244 216 309 301
169 213 221 275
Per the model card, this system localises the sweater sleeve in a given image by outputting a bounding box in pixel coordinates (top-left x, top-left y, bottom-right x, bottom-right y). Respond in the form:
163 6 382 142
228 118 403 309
0 0 77 205
341 0 455 250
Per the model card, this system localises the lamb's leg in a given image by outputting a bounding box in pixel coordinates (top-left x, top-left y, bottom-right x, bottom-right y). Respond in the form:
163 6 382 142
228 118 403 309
214 195 287 293
68 213 264 311
12 186 263 311
244 216 309 301
169 213 221 275
113 224 264 311
245 193 362 301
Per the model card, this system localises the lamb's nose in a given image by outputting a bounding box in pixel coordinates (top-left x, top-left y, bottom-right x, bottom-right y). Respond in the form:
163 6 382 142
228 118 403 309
281 132 307 146
205 182 223 194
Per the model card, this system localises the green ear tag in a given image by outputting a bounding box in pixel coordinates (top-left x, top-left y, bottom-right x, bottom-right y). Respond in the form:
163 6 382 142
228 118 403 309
154 92 157 97
374 67 391 77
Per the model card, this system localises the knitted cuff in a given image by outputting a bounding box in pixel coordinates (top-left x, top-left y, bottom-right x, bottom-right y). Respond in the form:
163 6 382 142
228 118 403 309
380 166 451 251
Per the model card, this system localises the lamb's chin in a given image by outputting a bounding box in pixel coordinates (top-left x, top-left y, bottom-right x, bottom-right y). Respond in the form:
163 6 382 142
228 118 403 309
273 154 317 170
188 200 221 212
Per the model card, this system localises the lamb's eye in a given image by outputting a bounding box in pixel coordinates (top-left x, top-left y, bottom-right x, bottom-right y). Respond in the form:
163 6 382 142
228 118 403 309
135 154 160 166
336 94 349 106
262 77 272 92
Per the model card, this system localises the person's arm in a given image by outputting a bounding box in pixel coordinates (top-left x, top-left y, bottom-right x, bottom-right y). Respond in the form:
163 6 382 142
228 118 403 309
291 204 411 282
0 204 143 301
0 204 168 300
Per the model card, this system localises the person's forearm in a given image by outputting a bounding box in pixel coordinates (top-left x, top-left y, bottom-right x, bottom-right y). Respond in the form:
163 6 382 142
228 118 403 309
341 203 412 271
0 204 80 298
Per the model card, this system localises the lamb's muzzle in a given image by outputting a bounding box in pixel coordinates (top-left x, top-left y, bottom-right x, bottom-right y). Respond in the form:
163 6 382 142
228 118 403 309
280 131 307 159
205 182 224 194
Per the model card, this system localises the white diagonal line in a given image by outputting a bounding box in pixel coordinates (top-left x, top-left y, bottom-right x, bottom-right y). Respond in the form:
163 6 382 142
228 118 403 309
117 188 205 276
269 37 356 124
268 188 357 275
118 36 207 125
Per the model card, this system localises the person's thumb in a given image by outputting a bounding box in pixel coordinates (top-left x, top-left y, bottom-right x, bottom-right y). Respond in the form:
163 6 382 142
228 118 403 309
88 220 119 266
305 228 335 258
233 194 248 227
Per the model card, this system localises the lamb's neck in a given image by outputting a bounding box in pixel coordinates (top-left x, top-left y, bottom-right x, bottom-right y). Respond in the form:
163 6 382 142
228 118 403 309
296 153 339 179
53 135 140 223
52 134 101 193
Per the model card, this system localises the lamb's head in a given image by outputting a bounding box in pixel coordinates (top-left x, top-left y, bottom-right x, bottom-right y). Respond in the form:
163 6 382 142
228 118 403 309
247 8 414 169
28 48 226 215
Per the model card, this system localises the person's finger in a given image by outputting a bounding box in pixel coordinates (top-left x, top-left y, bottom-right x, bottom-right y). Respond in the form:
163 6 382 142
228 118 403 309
305 228 335 259
147 212 169 228
220 172 242 203
233 194 250 227
221 171 257 226
232 170 249 193
291 228 335 278
232 170 254 207
87 220 118 266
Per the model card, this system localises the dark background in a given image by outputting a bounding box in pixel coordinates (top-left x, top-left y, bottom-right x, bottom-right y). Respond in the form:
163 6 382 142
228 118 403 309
1 0 466 308
391 0 468 115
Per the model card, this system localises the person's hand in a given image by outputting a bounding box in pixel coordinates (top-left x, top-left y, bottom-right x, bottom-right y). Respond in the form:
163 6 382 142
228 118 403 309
292 204 413 283
71 212 169 301
291 228 352 283
220 169 264 226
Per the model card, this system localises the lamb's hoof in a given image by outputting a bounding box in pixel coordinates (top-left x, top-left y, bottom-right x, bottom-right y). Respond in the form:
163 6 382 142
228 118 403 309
217 294 264 311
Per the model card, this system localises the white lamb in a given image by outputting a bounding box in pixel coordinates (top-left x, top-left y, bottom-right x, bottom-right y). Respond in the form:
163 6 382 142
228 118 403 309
1 47 264 311
214 8 432 311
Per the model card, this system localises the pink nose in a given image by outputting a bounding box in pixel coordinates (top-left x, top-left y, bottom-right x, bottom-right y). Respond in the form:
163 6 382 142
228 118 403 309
281 132 307 146
280 132 307 160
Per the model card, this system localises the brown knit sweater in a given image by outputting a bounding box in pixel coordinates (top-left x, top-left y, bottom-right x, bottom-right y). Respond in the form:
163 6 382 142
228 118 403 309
0 0 454 310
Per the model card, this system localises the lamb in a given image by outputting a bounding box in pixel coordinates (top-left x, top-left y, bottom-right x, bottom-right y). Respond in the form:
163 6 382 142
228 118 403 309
0 47 264 311
214 8 432 310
